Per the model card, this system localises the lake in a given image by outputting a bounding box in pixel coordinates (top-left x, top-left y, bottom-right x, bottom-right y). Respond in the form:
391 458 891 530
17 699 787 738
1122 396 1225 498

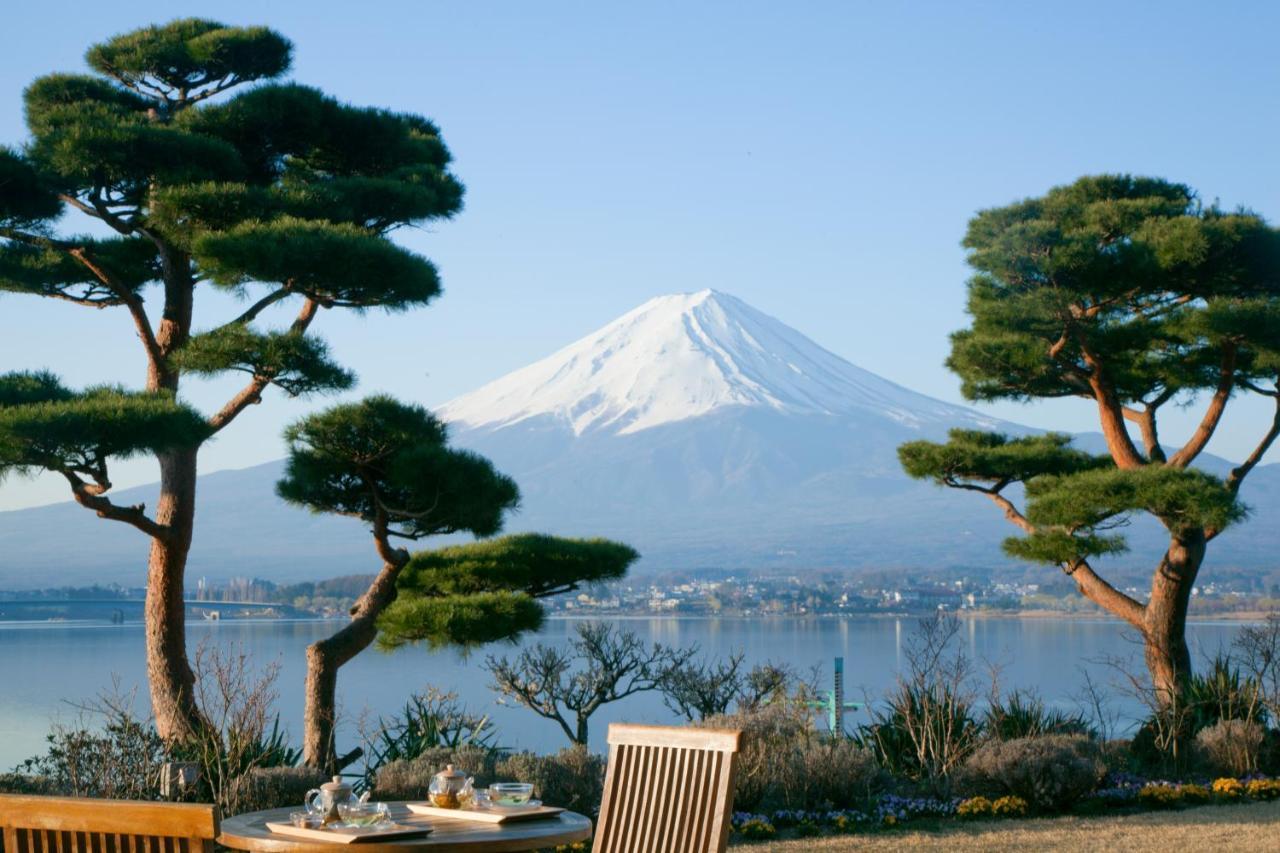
0 615 1250 771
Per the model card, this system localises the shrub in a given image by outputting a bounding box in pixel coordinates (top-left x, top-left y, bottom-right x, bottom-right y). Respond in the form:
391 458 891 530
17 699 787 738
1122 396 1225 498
373 745 501 801
783 739 886 810
956 796 993 819
698 702 809 811
229 766 328 813
991 795 1029 817
1178 783 1210 804
15 708 166 800
0 773 59 796
1211 777 1244 800
985 691 1092 741
735 818 776 840
1195 719 1264 777
1246 778 1280 800
1137 783 1182 809
856 614 982 790
363 688 494 788
494 747 606 817
957 734 1103 812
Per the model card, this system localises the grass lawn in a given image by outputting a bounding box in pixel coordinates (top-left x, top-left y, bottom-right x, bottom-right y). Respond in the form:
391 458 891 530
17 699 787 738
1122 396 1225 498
746 800 1280 851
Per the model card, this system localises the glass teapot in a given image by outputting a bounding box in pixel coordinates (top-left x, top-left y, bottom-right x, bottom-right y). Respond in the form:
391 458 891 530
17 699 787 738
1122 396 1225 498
428 764 475 809
305 775 359 824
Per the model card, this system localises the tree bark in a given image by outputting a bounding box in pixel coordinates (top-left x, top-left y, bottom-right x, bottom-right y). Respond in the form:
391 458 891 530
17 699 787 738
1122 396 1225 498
303 551 408 770
146 446 204 742
1141 530 1205 708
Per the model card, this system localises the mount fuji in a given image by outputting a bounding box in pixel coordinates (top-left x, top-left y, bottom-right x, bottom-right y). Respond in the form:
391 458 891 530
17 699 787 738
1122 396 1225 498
0 290 1276 586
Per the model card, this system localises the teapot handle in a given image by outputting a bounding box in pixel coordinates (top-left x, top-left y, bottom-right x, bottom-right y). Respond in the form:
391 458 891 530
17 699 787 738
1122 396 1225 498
304 788 321 815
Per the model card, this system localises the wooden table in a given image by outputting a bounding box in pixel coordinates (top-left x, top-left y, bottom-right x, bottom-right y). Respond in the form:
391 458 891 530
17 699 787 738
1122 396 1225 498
218 802 592 853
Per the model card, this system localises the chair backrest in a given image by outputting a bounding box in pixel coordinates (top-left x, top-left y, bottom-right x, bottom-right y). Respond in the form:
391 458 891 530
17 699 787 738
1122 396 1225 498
594 723 741 853
0 795 218 853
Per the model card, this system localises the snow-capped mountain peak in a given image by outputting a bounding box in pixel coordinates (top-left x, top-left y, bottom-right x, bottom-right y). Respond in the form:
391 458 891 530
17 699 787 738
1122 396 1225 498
439 290 997 436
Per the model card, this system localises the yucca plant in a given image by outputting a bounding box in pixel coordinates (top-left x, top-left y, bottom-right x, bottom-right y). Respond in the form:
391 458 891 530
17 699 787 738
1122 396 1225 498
984 690 1094 741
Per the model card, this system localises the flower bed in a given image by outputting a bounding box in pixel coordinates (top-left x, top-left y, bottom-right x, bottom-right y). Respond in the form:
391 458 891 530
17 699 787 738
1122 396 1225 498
728 774 1280 843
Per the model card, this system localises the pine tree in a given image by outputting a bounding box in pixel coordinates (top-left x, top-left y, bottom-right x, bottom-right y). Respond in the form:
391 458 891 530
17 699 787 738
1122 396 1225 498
277 396 638 769
0 19 463 741
899 175 1280 706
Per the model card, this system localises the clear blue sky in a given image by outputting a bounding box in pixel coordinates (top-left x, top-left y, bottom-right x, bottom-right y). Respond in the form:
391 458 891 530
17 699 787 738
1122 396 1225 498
2 1 1279 509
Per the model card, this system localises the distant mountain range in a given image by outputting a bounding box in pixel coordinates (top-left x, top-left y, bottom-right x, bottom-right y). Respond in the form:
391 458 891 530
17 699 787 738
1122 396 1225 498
0 290 1276 588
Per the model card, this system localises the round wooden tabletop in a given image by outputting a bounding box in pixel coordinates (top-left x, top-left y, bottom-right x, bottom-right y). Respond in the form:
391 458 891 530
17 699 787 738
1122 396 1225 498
218 802 593 853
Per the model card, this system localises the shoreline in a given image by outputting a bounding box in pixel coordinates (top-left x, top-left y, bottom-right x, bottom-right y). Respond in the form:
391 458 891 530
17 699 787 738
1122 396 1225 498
0 608 1270 629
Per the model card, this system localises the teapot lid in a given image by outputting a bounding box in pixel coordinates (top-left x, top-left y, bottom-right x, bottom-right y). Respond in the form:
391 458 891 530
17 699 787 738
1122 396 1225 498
322 775 351 792
435 763 467 781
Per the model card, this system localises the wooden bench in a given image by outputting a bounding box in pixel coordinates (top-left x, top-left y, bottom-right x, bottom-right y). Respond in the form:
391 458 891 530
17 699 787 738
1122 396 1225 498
594 723 742 853
0 795 218 853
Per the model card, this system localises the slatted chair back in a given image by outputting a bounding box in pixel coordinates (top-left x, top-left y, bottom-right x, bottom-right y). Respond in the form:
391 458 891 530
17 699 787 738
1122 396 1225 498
594 723 742 853
0 795 218 853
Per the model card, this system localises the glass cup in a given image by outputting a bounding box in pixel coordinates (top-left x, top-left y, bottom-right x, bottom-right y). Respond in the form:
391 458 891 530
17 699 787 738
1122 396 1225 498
488 782 535 807
289 811 321 828
338 800 392 828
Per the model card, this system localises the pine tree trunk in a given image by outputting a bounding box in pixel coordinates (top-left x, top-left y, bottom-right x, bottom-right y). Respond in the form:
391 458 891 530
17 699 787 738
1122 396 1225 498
303 558 406 770
1141 529 1205 708
146 446 203 742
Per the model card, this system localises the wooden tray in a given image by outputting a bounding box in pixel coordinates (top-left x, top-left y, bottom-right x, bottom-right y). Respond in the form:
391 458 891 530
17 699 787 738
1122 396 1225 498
264 821 432 843
405 803 565 824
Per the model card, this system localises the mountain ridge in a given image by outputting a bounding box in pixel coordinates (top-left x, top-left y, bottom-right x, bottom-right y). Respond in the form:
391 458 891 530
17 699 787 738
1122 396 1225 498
0 291 1276 587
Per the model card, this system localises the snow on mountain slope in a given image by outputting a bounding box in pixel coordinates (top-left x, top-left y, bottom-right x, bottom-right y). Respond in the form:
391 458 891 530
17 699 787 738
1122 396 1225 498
439 290 1000 436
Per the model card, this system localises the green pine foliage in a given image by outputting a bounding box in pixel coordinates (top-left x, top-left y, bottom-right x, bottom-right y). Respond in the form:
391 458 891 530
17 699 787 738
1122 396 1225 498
276 396 518 540
278 398 640 654
377 535 640 650
948 175 1280 404
897 175 1280 697
3 16 464 435
898 429 1107 486
173 325 355 397
0 373 209 482
192 217 441 309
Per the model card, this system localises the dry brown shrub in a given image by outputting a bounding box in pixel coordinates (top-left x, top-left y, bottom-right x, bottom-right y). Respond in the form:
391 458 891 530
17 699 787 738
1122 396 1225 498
1194 719 1265 777
955 734 1103 812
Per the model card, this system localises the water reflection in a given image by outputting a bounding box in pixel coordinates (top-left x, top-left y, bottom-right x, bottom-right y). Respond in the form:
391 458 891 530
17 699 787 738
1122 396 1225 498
0 616 1248 770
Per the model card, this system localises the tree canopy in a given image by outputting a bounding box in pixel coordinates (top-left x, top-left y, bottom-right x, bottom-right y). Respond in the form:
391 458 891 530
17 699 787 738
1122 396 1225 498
899 174 1280 703
0 18 469 740
378 534 640 649
277 396 518 541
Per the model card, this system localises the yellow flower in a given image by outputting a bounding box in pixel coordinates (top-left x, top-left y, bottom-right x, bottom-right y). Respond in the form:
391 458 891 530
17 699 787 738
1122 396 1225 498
1212 778 1244 800
957 796 994 819
1245 778 1280 801
992 795 1029 817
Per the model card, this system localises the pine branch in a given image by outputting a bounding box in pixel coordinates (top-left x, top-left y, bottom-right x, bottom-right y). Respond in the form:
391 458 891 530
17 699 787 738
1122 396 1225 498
225 287 295 327
1168 344 1238 468
208 298 320 432
963 482 1147 627
1223 391 1280 499
59 470 167 539
1064 559 1146 628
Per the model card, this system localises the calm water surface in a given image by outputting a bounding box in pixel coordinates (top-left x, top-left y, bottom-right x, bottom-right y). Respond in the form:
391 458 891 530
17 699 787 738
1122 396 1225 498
0 616 1248 771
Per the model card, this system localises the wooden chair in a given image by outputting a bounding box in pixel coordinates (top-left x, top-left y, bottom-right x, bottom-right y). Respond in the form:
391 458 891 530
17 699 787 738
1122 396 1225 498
0 795 218 853
594 723 742 853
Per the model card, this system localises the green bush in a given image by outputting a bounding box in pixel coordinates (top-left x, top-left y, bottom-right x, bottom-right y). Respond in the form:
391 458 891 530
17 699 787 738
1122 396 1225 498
494 746 606 818
956 734 1103 812
229 766 328 813
857 680 982 788
373 745 502 801
984 690 1092 741
15 711 166 800
0 772 59 796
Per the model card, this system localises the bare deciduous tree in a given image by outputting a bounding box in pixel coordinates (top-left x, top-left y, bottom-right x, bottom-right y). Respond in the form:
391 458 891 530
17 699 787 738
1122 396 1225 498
486 622 694 745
